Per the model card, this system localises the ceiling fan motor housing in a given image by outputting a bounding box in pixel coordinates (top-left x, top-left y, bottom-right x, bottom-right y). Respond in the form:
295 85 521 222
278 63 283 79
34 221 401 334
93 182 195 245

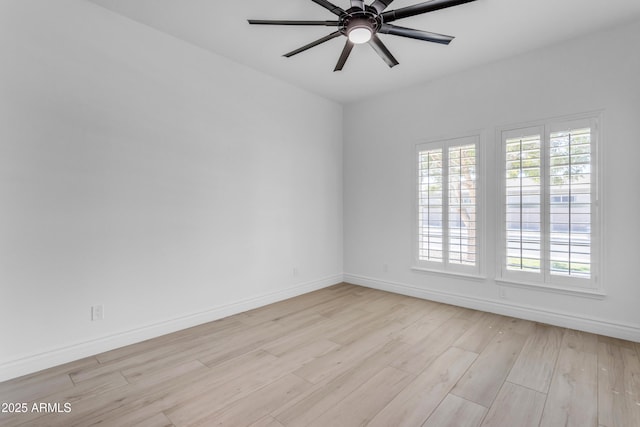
341 8 381 37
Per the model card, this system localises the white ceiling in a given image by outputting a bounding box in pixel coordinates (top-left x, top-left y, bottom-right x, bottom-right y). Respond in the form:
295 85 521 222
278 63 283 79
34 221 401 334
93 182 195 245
86 0 640 104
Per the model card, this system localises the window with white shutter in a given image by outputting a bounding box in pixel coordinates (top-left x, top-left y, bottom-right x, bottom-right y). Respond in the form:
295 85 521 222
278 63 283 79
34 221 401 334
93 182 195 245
499 115 600 290
416 135 479 274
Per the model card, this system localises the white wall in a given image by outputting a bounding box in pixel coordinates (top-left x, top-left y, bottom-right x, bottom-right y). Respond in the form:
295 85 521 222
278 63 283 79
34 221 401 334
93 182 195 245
0 0 343 381
344 20 640 341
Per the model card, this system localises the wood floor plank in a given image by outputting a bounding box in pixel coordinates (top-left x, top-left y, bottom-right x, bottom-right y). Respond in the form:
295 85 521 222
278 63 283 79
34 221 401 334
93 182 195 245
422 394 487 427
507 323 563 393
249 416 286 427
0 372 128 427
239 286 352 326
501 317 537 336
0 357 98 403
259 308 368 356
162 350 294 426
292 321 407 384
327 306 403 345
185 374 311 427
32 362 209 426
391 317 472 375
381 301 438 326
270 339 340 368
312 296 363 318
127 359 208 388
304 366 413 427
418 302 463 324
452 312 505 353
539 329 598 427
273 339 411 426
50 351 277 426
69 331 226 384
95 408 175 427
197 314 325 368
0 372 74 405
304 291 370 318
597 341 640 427
394 303 460 345
346 290 403 314
368 346 478 427
451 329 527 408
597 335 636 350
480 381 546 427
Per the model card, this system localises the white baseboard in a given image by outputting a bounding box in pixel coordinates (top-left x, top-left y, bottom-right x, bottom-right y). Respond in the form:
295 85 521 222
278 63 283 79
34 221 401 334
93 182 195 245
0 274 343 382
344 273 640 342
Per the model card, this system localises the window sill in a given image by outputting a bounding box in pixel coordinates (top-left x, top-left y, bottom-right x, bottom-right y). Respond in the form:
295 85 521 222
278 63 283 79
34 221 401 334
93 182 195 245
411 266 486 282
495 279 607 299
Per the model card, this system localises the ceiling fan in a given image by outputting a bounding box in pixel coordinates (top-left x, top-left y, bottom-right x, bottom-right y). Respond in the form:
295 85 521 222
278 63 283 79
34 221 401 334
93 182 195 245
248 0 478 71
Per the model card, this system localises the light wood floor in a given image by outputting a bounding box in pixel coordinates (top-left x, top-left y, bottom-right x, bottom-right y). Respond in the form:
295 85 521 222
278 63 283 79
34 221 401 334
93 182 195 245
2 283 639 427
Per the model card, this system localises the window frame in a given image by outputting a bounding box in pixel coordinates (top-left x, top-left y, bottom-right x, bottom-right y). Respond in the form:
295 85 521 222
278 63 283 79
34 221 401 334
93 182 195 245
413 134 482 277
497 113 603 293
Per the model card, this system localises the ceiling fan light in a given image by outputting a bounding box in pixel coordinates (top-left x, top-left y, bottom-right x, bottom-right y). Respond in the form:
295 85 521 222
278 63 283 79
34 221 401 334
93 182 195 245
348 26 372 44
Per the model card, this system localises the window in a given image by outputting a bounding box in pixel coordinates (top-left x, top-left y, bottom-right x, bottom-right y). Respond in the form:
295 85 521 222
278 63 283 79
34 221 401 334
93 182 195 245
416 135 479 274
500 116 600 289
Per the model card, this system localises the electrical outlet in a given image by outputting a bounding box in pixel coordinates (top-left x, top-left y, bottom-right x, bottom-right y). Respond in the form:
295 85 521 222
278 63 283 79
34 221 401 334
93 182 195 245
499 288 507 299
293 268 299 277
91 305 104 321
383 263 388 272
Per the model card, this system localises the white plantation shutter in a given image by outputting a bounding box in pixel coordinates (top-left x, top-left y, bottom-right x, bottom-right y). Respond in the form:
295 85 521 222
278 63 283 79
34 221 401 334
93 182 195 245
448 144 477 266
417 136 479 273
500 116 598 289
504 129 542 274
548 125 593 279
418 148 444 262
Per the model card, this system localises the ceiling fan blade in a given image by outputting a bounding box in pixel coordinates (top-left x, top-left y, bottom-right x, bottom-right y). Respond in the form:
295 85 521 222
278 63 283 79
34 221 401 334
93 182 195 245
311 0 347 16
368 35 399 68
379 23 454 44
284 31 342 58
370 0 395 13
350 0 365 10
334 40 355 71
382 0 477 23
248 19 339 26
